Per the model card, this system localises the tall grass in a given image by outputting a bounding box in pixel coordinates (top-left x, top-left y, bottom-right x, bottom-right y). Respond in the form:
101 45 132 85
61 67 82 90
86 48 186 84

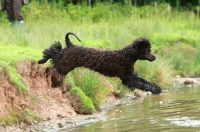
70 86 95 114
135 57 174 89
194 46 200 74
67 68 111 108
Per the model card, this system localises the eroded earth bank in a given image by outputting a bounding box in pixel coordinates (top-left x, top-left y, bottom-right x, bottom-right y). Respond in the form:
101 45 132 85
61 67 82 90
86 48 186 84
0 60 118 132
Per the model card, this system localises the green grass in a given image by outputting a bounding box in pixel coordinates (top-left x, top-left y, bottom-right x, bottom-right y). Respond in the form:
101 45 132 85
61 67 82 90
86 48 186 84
0 62 29 94
0 44 42 65
0 44 43 94
0 110 39 126
106 77 128 98
135 57 174 89
67 68 111 108
70 86 95 114
0 112 19 126
24 108 41 121
29 97 40 105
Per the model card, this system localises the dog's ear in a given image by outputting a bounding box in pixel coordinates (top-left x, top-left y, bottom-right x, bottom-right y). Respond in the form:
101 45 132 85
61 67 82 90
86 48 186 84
38 49 51 64
56 41 62 49
133 38 150 49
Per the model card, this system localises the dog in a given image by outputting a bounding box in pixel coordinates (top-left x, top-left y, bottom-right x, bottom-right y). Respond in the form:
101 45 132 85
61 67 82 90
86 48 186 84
38 32 161 94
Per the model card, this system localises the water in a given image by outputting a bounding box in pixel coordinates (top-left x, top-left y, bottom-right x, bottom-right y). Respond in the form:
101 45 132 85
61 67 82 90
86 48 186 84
61 87 200 132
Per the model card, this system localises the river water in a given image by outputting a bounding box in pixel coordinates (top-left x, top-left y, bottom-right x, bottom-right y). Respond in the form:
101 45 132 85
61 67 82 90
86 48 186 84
61 86 200 132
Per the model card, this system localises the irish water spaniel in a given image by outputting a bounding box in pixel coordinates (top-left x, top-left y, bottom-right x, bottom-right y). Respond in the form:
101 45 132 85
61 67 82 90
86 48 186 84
38 32 161 94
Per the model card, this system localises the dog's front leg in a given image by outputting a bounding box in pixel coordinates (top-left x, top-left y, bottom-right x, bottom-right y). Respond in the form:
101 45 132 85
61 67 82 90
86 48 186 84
121 75 161 94
136 77 162 94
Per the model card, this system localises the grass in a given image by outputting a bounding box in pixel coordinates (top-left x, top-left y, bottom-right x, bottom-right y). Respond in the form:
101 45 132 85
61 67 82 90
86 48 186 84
0 109 40 126
0 44 42 65
0 44 43 94
24 108 41 121
136 58 174 89
0 61 28 94
67 68 111 108
0 112 19 126
106 77 128 98
70 86 95 114
29 97 40 105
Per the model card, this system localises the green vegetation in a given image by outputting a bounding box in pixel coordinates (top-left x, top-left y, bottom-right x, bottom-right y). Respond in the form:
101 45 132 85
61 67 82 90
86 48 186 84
70 86 95 114
0 113 19 126
0 61 29 94
24 108 41 121
135 57 174 89
106 77 128 98
29 97 40 105
0 109 40 126
67 68 111 108
0 45 42 94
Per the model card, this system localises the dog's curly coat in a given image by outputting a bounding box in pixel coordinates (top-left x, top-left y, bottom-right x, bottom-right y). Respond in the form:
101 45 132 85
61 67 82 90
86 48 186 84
38 32 161 94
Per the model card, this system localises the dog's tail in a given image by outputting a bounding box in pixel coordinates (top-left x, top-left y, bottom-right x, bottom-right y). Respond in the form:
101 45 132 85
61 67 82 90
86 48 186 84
65 32 81 48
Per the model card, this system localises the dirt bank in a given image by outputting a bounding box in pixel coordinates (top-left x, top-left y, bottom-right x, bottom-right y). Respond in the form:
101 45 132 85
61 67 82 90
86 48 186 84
0 60 118 132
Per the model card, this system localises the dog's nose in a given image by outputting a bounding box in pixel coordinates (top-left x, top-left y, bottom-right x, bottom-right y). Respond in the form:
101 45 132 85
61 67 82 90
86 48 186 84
149 55 156 62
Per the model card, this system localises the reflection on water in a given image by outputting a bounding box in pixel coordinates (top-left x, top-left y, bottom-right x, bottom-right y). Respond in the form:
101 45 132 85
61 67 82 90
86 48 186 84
61 87 200 132
165 117 200 127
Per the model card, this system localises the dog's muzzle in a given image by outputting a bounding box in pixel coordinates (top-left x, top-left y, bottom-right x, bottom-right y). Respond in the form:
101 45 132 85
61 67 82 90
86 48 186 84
143 54 156 61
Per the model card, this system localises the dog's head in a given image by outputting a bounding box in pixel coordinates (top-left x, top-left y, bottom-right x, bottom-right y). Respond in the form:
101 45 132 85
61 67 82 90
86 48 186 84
38 41 62 65
132 38 156 62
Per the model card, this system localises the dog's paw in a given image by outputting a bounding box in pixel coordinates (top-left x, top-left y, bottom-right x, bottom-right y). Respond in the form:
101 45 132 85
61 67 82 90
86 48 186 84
150 86 162 94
